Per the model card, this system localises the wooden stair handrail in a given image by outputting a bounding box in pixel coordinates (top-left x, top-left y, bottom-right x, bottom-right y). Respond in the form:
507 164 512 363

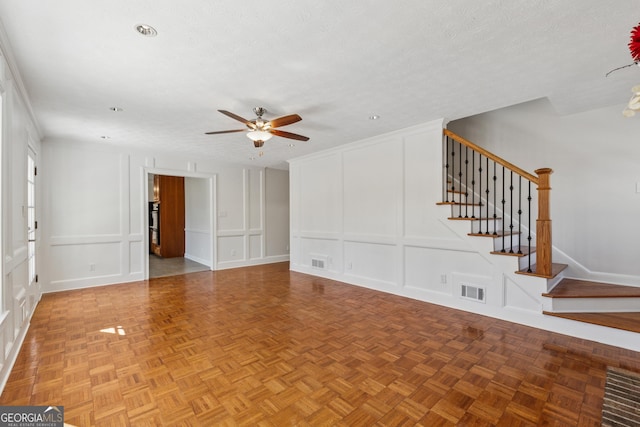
443 129 539 185
443 129 554 278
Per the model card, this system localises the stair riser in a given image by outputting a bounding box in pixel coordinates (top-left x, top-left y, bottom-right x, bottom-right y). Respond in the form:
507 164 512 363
453 215 540 274
543 297 640 313
469 219 504 234
493 238 531 253
518 253 536 270
448 206 483 219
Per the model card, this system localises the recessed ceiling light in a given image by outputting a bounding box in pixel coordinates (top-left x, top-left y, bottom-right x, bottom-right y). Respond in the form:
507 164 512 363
109 107 123 112
135 24 157 37
369 114 380 120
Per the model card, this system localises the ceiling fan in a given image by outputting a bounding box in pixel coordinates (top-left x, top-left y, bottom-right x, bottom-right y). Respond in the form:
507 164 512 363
205 107 309 147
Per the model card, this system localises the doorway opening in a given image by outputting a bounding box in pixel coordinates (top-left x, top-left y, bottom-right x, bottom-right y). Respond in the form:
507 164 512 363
148 254 209 278
146 172 215 279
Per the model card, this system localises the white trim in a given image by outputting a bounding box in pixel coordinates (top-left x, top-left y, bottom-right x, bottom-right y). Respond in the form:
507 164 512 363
184 253 212 268
0 24 42 139
143 168 217 279
289 119 446 165
47 273 144 293
216 255 289 270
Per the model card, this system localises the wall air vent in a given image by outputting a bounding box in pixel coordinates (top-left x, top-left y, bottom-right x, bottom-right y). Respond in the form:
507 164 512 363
310 254 328 270
461 283 486 303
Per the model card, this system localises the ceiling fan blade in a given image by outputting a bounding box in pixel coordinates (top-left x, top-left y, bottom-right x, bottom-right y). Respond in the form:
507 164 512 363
218 110 257 129
205 129 246 135
269 114 302 128
270 129 309 141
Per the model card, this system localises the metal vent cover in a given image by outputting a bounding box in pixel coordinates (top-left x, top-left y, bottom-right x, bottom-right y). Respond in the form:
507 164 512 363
461 283 486 303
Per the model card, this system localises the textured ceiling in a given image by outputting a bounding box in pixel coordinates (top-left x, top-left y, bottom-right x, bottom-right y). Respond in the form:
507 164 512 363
0 1 639 169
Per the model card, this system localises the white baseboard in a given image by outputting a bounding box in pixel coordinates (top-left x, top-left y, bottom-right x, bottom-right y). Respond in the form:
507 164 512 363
184 253 211 267
216 255 289 270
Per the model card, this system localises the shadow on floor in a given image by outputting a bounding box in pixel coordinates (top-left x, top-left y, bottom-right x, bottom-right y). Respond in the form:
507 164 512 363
149 254 210 278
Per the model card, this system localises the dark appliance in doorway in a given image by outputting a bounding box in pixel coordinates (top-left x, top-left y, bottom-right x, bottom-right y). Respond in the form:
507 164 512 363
149 175 185 257
149 202 160 252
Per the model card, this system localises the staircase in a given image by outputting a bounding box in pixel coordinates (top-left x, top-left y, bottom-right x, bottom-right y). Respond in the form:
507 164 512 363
441 129 640 334
543 279 640 333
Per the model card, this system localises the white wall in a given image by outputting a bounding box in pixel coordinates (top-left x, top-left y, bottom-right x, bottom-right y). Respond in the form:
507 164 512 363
0 50 292 392
0 54 42 391
449 98 640 285
290 120 504 296
41 143 290 292
185 177 211 266
265 168 290 257
289 117 640 352
214 167 277 265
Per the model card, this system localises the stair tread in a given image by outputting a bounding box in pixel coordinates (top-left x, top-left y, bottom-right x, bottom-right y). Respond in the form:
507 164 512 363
448 216 501 221
516 263 568 279
491 246 535 257
436 202 483 206
543 279 640 298
469 230 521 237
543 311 640 334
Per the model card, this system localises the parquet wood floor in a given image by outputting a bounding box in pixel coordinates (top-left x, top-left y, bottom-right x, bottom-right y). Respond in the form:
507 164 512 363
2 262 639 426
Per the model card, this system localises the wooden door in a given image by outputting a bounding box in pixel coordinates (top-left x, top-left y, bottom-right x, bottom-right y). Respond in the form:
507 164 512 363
154 175 185 258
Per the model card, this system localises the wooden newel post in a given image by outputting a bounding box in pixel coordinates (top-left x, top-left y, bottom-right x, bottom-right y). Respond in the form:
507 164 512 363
535 168 553 276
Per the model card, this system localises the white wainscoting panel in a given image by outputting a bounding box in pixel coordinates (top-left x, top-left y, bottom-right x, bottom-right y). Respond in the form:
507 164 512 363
217 235 245 263
299 154 342 234
404 131 457 239
343 240 398 288
48 147 122 236
129 241 143 275
265 168 290 257
343 139 402 238
49 242 121 281
249 234 262 260
248 169 263 230
217 168 245 231
504 274 543 313
300 237 341 273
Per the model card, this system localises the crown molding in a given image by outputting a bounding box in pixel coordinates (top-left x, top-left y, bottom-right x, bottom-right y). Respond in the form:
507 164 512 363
0 18 43 140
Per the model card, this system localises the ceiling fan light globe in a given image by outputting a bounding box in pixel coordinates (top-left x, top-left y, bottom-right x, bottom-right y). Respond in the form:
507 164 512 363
247 130 273 142
628 94 640 110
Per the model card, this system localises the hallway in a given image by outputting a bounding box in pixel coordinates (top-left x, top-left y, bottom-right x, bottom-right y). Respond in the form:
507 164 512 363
148 254 210 278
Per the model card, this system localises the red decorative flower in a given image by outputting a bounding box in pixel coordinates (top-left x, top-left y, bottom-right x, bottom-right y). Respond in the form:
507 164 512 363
630 23 640 62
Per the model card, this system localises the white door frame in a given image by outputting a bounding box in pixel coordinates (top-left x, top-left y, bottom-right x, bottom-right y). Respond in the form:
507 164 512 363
143 168 217 279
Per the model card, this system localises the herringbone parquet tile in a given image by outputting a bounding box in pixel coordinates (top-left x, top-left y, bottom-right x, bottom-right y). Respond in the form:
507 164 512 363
2 262 639 426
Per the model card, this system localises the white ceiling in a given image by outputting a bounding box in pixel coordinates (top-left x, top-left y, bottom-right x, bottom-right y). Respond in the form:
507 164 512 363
0 1 638 169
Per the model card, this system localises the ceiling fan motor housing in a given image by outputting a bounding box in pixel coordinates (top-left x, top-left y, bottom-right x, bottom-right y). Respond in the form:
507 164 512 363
253 107 267 118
